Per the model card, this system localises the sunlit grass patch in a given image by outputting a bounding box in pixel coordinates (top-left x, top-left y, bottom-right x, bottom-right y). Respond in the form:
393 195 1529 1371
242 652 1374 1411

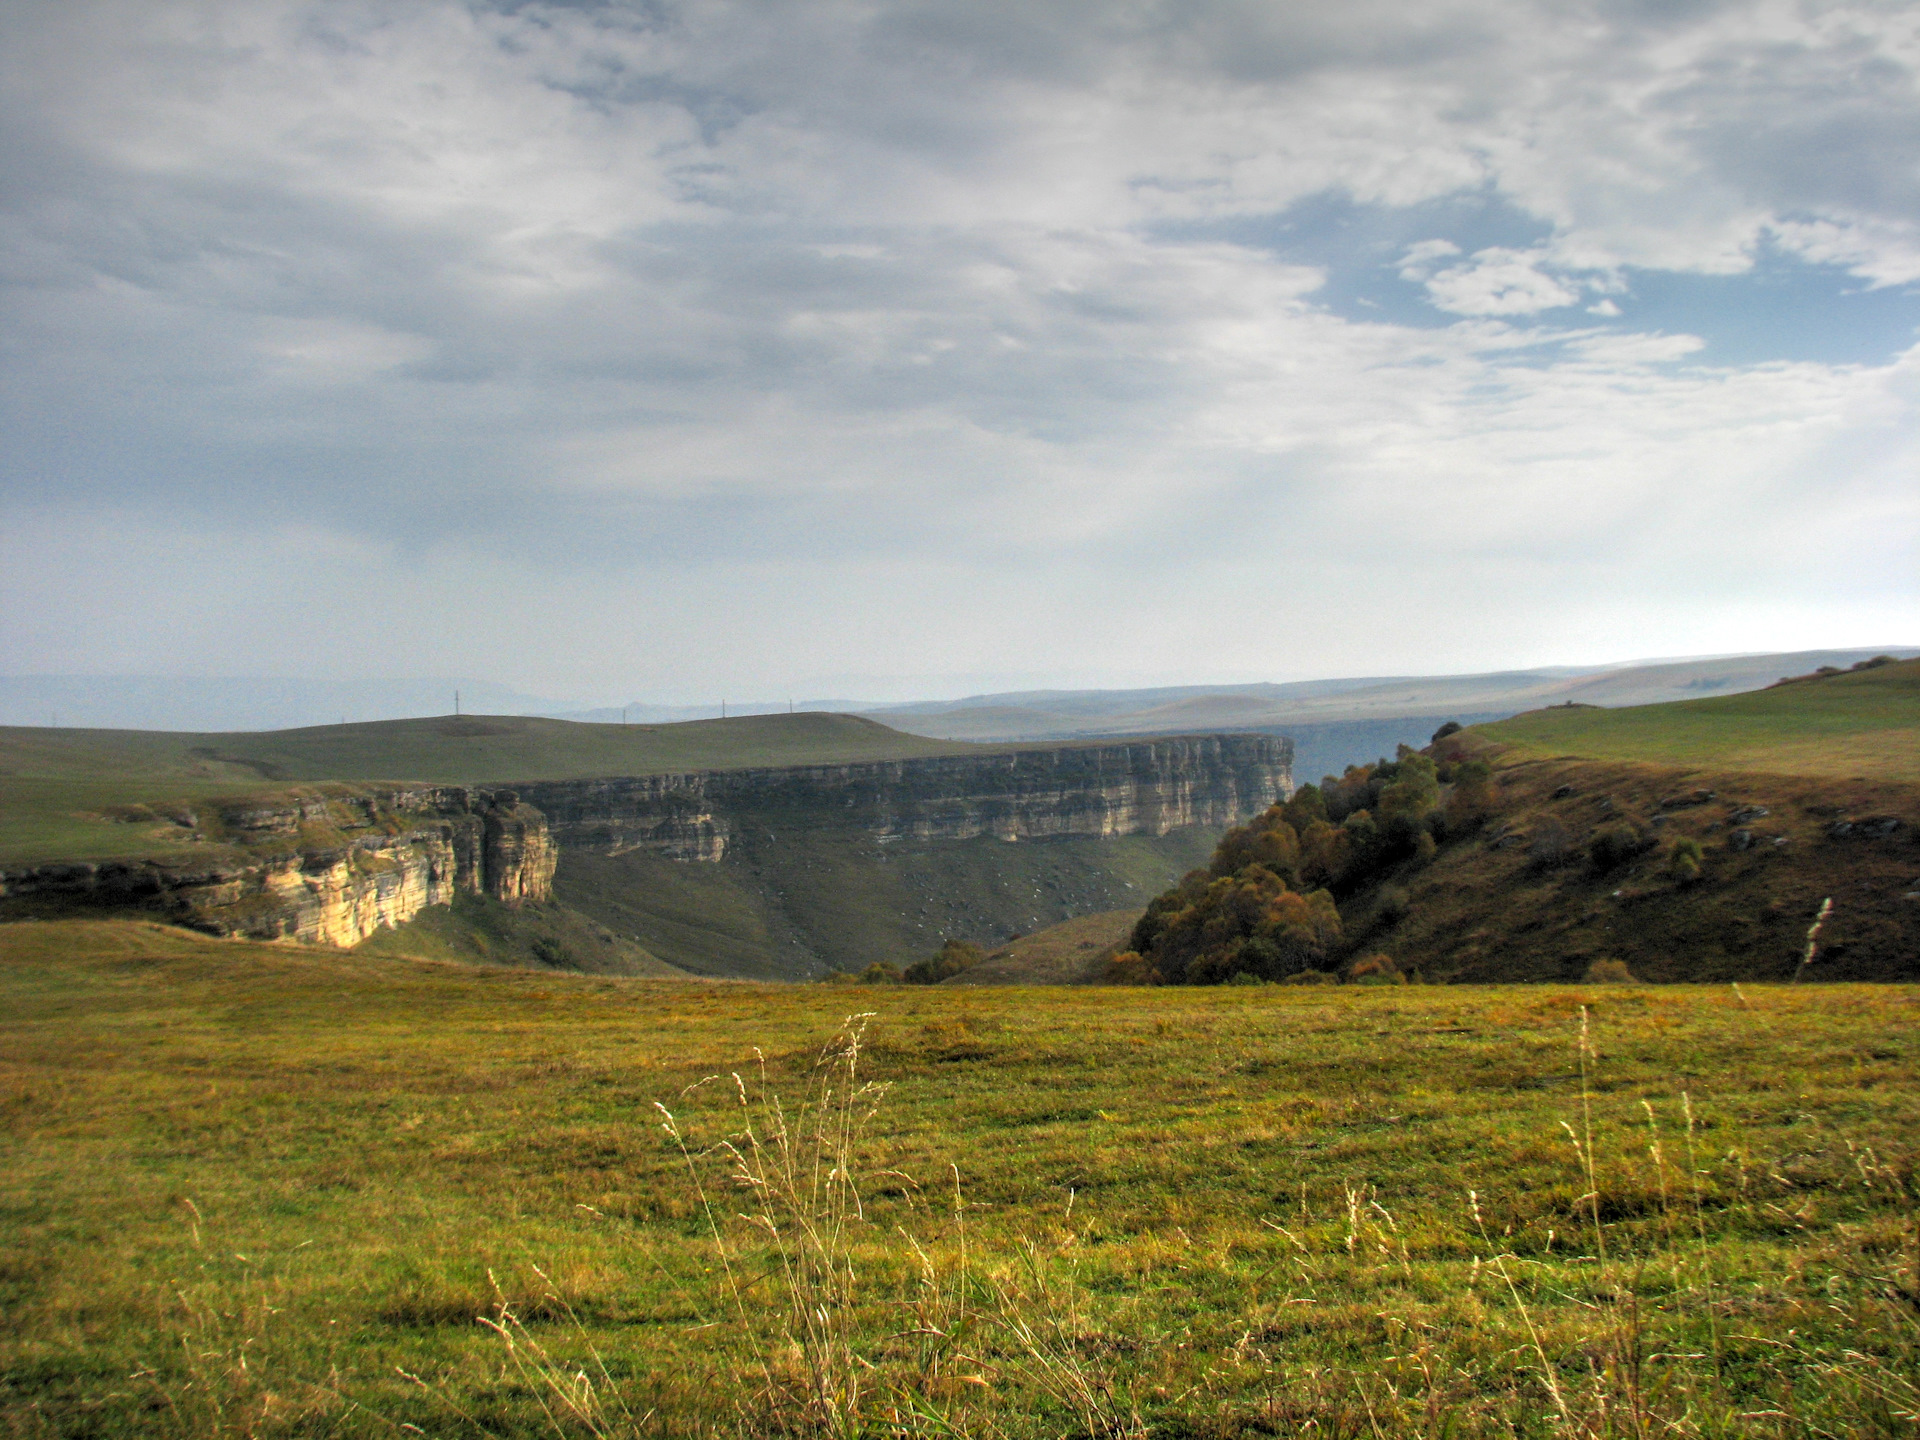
1 920 1916 1435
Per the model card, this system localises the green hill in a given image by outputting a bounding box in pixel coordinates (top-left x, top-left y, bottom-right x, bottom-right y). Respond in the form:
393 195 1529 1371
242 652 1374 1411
1114 658 1919 987
1478 656 1920 781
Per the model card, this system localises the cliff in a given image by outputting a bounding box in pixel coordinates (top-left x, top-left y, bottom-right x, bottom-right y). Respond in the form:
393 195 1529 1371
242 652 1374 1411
517 735 1293 861
0 787 554 947
2 735 1287 967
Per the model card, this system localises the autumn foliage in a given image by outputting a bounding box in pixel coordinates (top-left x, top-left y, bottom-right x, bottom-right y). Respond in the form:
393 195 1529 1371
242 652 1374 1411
1123 746 1475 985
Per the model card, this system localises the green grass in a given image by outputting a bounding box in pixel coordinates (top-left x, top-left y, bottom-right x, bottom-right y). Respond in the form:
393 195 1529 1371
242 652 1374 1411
1480 657 1920 781
3 919 1915 1436
0 713 986 867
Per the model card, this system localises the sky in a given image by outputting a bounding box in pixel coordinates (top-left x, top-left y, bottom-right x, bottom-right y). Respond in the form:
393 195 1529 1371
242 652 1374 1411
2 0 1917 706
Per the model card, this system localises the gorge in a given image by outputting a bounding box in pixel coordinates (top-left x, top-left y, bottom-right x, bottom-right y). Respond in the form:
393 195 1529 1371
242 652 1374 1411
0 732 1293 977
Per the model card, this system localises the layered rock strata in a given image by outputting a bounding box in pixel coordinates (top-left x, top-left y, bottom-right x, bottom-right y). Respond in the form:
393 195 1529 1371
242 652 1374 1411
0 787 554 946
4 736 1286 951
517 735 1292 862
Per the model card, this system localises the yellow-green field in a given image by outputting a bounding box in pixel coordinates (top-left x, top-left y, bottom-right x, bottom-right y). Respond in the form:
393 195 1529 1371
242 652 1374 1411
4 920 1915 1437
1480 658 1920 782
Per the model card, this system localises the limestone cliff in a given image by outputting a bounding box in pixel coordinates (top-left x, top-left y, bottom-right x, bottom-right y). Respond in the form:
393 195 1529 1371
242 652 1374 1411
0 787 554 947
3 735 1284 961
517 735 1292 862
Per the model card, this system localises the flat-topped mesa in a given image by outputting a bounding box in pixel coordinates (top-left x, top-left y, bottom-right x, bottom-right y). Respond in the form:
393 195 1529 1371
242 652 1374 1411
0 787 555 947
516 734 1293 862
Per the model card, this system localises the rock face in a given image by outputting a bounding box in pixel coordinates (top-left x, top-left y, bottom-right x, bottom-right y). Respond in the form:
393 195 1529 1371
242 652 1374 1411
0 787 554 947
2 735 1287 955
515 735 1293 862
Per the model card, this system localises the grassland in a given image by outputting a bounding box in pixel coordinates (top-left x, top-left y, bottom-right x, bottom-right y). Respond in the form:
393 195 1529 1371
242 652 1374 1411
4 919 1915 1437
1478 658 1920 782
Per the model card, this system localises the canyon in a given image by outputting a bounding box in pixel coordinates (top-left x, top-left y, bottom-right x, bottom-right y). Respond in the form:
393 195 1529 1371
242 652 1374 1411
0 735 1293 974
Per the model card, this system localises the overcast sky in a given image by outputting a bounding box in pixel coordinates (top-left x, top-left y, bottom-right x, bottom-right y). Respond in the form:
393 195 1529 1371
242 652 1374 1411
3 0 1917 704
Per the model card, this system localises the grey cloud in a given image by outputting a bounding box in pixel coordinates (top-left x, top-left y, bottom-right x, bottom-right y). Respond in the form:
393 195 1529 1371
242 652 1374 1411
1 0 1916 691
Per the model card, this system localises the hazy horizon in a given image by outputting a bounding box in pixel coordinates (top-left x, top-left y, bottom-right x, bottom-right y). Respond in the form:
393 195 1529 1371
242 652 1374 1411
4 645 1914 732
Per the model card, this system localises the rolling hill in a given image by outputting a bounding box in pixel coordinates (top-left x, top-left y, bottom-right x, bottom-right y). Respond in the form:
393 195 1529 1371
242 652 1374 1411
1118 658 1920 987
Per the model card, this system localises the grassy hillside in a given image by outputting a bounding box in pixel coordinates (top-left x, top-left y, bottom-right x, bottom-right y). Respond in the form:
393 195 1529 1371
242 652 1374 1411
948 907 1138 984
1116 659 1918 988
553 829 1217 979
0 712 979 867
1479 656 1920 781
2 919 1914 1437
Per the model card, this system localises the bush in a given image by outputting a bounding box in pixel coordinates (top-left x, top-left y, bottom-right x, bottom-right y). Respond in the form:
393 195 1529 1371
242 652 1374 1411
1528 817 1576 870
1348 953 1403 985
1431 721 1463 741
529 937 571 967
1226 970 1265 986
1281 969 1333 985
902 939 985 985
1586 957 1638 984
1589 822 1650 872
1102 951 1155 985
1667 836 1704 886
1376 885 1411 925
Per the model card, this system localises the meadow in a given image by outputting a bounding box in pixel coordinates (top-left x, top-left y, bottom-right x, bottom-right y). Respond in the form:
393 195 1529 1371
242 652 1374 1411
3 919 1915 1438
1479 659 1920 783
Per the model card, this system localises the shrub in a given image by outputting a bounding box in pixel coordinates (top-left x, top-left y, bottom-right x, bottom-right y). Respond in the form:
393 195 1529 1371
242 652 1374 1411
1280 969 1333 985
1375 885 1411 925
1226 970 1265 986
1528 817 1576 870
1667 836 1704 886
858 961 902 985
1588 822 1649 872
1431 720 1463 741
1348 953 1403 985
1102 951 1155 985
902 939 985 985
1586 958 1638 984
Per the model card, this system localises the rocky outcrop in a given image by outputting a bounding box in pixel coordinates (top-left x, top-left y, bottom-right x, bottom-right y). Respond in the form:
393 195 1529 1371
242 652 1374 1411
517 735 1292 862
0 787 554 946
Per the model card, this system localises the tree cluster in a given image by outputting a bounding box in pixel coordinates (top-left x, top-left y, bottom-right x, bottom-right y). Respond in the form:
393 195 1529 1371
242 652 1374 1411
823 938 986 986
1115 743 1495 986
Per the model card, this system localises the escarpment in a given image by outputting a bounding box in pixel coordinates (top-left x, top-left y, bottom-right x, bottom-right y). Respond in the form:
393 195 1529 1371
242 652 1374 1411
1 788 555 947
5 735 1289 962
516 735 1292 862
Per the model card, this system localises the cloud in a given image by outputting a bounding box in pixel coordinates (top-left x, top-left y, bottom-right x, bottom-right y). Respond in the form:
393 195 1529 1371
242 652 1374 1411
0 0 1915 694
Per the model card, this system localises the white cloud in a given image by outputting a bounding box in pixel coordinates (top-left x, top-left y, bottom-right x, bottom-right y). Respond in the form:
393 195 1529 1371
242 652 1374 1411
1415 246 1583 315
0 0 1916 691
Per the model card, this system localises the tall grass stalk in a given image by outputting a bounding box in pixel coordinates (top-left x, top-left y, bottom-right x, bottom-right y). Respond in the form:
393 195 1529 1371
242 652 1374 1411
655 1015 890 1438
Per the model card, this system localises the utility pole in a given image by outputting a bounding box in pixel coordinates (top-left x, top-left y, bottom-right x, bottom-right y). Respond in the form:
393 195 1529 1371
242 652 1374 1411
455 689 461 716
721 699 727 719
